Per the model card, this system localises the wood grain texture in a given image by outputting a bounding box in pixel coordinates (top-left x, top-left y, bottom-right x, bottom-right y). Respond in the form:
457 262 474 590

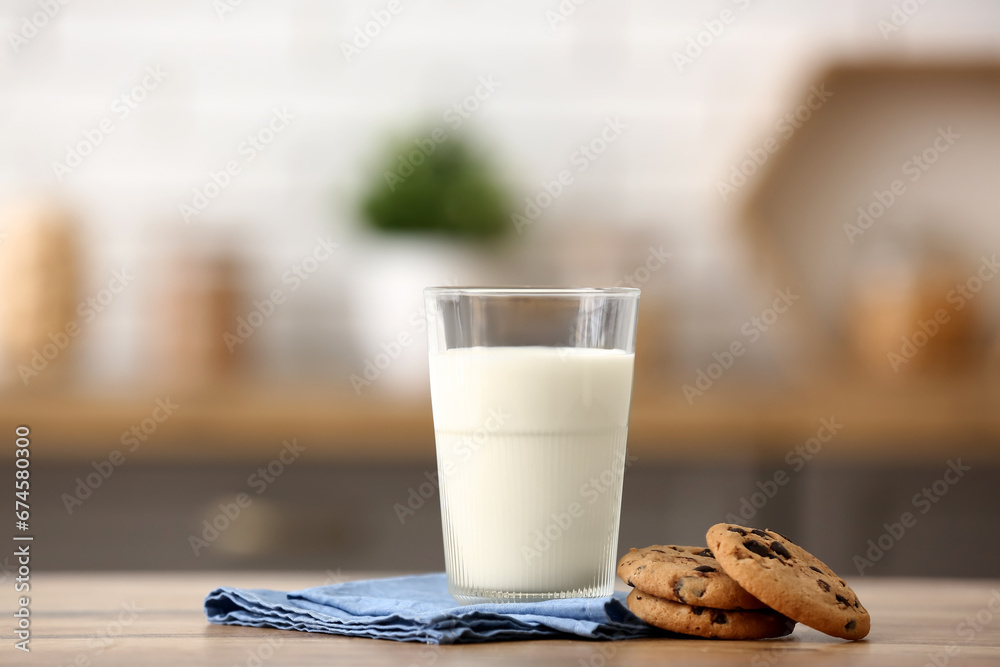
5 573 999 666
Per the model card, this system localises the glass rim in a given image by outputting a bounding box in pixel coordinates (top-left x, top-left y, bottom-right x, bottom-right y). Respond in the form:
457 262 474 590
424 286 640 298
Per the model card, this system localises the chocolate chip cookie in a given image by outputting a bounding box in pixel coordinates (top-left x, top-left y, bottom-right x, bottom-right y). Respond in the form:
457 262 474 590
706 523 870 640
626 589 796 640
617 545 766 610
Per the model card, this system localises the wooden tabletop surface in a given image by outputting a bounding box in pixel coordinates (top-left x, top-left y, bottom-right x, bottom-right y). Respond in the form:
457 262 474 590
8 573 1000 666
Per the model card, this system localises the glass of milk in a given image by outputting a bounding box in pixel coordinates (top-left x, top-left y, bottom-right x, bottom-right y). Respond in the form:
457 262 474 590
425 287 639 604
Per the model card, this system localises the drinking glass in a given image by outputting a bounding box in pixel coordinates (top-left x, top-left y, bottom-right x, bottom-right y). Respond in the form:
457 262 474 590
424 287 640 603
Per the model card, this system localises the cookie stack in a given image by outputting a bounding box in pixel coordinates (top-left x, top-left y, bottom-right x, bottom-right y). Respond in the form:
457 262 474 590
617 523 871 641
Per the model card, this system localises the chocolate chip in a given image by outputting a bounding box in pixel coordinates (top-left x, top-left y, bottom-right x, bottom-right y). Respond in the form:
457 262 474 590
853 597 860 608
836 594 850 607
845 619 856 631
728 526 747 536
839 579 846 587
692 607 704 616
669 546 682 552
772 530 793 541
817 579 830 592
650 549 666 553
809 566 823 573
697 548 714 558
770 541 791 559
693 565 716 573
636 595 643 600
750 529 770 538
711 612 728 625
743 539 777 559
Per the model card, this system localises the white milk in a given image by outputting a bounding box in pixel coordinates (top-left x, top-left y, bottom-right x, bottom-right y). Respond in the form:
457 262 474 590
429 346 635 602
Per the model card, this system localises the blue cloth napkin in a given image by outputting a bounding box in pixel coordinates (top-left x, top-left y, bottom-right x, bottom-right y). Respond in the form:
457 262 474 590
204 573 658 644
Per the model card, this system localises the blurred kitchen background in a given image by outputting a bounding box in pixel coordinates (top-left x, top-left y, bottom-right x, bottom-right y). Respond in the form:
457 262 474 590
1 0 999 577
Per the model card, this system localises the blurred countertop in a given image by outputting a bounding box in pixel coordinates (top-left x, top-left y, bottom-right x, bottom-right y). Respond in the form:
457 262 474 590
3 377 1000 463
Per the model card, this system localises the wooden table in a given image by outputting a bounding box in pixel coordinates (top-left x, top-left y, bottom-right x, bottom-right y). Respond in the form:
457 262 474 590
11 573 1000 666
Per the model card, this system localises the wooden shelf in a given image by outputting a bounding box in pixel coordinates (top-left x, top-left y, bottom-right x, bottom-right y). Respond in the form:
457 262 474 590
0 387 435 464
2 378 998 464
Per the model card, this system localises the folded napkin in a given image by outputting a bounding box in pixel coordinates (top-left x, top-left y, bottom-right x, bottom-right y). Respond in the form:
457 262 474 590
204 573 658 644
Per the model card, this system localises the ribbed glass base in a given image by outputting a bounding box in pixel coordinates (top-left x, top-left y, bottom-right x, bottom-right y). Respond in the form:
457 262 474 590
437 427 628 606
450 583 614 605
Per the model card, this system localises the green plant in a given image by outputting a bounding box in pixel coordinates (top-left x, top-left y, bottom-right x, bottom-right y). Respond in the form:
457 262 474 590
361 131 511 241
